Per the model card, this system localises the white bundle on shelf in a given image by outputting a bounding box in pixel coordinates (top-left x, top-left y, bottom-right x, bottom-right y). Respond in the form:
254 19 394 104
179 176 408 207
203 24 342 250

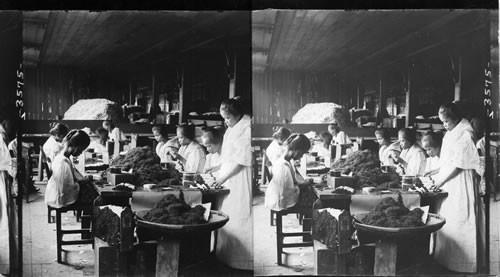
64 98 122 121
291 102 352 127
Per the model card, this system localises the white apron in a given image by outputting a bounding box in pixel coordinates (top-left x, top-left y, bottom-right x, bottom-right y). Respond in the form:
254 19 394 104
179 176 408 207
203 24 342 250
434 119 483 273
0 132 16 274
215 115 253 270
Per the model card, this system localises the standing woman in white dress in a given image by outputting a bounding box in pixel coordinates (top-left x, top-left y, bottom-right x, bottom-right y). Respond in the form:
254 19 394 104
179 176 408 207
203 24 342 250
431 103 484 273
0 122 16 275
214 97 253 271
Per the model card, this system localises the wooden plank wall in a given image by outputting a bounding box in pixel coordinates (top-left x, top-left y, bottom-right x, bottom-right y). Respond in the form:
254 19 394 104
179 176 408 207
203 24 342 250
252 27 492 128
252 70 344 124
24 65 130 120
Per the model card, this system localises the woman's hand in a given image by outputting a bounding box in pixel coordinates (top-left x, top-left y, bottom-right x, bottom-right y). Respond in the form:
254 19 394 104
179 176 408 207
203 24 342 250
424 169 439 177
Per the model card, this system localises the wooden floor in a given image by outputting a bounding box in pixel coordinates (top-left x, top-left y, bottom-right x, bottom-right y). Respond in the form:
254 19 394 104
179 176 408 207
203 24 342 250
21 182 252 277
253 186 500 276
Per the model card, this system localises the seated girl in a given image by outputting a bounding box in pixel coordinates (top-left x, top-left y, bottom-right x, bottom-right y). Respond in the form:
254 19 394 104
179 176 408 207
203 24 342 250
171 124 206 173
265 133 317 211
45 130 98 208
201 127 224 176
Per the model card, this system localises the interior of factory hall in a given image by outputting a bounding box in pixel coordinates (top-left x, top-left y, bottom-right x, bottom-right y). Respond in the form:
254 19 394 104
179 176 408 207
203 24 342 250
252 10 500 276
7 10 253 277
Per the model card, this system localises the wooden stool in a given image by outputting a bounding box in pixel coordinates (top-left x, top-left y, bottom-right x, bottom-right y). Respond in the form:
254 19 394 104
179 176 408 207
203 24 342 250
275 207 313 265
54 203 94 263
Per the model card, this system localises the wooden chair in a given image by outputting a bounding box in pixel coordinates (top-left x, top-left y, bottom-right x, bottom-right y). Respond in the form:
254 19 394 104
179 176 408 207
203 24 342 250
275 206 313 265
54 202 94 263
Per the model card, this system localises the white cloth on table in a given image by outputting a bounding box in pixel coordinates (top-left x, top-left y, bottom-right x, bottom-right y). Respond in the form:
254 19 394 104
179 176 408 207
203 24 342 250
434 118 483 273
399 144 427 176
178 141 206 173
264 158 300 211
109 127 127 142
216 115 253 270
45 153 80 208
43 136 63 164
266 140 285 165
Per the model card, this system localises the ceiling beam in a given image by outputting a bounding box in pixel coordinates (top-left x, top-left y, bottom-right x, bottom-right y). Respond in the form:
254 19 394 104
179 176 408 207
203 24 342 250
341 11 476 74
115 13 236 68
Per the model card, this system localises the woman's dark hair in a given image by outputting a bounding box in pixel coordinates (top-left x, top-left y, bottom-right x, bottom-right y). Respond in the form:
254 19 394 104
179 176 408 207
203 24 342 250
63 129 90 149
285 133 311 152
220 96 245 118
374 128 390 141
272 127 291 142
398 128 417 145
328 123 340 133
421 131 443 148
95 127 108 136
103 120 115 129
319 131 333 145
439 102 462 122
202 126 224 145
152 124 169 138
49 123 69 137
177 123 196 141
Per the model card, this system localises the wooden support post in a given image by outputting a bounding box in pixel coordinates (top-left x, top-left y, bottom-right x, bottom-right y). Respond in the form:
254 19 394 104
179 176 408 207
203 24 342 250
374 240 398 276
453 56 462 101
405 66 412 128
357 87 360 109
229 54 236 98
178 67 185 125
156 238 180 277
130 134 138 149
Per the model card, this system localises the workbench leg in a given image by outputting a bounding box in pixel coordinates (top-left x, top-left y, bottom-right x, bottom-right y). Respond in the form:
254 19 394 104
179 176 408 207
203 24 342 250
156 239 180 277
374 240 397 276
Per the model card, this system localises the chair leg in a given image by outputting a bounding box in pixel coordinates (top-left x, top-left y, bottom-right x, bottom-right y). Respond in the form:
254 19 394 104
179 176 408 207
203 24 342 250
48 206 53 224
276 212 283 266
270 210 276 226
56 209 63 263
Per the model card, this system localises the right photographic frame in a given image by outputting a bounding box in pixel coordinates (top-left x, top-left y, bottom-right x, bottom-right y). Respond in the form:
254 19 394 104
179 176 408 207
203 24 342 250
252 10 499 276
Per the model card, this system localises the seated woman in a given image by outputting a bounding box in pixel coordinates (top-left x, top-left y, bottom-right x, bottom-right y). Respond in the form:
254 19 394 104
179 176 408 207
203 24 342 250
375 128 390 163
43 123 69 167
88 127 108 155
392 128 427 176
45 130 98 208
102 120 127 143
171 123 206 173
328 123 351 145
266 127 291 165
152 124 172 163
311 131 333 165
421 131 442 177
265 133 316 211
201 127 224 176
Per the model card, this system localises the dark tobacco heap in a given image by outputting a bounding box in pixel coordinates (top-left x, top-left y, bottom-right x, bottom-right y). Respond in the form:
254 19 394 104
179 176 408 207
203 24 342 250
110 146 181 185
93 207 121 245
312 209 339 248
331 149 400 189
362 194 424 228
143 191 207 225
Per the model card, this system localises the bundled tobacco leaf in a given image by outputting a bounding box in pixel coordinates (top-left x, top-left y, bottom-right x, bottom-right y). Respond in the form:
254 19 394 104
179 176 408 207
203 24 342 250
143 192 206 225
110 146 181 185
362 194 424 228
312 209 339 248
331 150 399 189
93 207 121 245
